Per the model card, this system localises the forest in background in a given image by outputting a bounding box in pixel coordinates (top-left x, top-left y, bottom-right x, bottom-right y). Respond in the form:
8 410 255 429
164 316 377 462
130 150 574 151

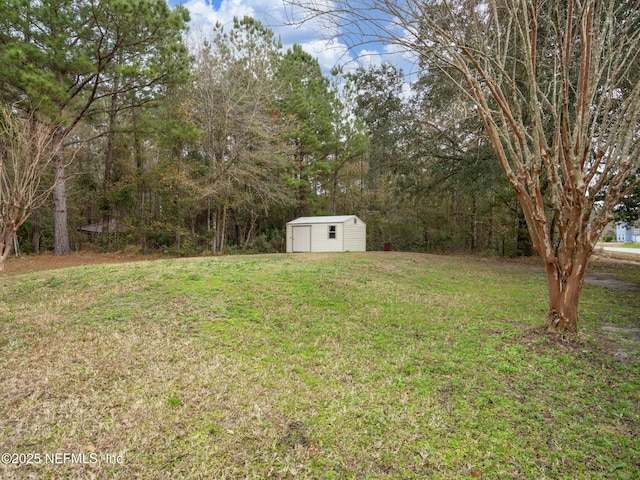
1 0 561 258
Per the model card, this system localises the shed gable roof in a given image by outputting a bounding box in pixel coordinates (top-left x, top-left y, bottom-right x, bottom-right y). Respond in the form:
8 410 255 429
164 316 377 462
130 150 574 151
287 215 363 225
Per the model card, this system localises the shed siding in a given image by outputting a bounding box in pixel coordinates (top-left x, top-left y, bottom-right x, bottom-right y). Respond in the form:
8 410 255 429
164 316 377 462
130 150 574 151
343 219 366 251
311 223 343 252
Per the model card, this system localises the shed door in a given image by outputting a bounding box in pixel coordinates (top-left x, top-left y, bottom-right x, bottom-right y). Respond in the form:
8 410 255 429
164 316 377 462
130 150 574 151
292 226 311 252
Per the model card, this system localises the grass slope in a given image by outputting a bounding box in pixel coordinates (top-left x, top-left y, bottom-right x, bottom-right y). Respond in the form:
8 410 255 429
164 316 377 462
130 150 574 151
0 252 638 479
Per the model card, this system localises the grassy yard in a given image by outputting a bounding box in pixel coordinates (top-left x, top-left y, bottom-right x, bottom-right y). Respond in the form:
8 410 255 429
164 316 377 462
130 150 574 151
0 252 638 479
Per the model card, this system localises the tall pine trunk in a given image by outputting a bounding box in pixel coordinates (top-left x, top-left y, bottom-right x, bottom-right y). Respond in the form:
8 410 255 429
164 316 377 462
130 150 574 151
133 105 147 251
53 139 70 256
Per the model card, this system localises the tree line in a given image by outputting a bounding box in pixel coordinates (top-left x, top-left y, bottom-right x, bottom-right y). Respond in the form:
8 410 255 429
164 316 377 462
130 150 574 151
0 0 535 267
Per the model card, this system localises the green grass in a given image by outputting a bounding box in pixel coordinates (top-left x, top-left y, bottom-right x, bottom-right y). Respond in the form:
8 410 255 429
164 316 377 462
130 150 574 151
0 252 638 479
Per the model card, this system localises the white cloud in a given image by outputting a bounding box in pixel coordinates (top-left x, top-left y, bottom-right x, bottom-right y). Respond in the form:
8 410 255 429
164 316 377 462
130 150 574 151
181 0 256 31
294 37 352 74
383 43 419 76
356 49 383 69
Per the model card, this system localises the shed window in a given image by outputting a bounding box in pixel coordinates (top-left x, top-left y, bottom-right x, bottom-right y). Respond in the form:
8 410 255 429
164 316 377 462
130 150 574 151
328 225 337 239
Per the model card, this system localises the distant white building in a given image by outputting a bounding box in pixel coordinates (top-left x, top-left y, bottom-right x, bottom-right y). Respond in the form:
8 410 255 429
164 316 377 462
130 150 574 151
616 221 640 243
286 215 366 253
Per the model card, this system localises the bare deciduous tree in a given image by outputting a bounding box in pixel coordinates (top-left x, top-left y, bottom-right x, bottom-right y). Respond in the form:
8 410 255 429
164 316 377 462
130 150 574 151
0 107 64 271
289 0 640 332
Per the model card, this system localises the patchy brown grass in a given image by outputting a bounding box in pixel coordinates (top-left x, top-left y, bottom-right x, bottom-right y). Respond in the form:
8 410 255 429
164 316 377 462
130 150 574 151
0 253 638 479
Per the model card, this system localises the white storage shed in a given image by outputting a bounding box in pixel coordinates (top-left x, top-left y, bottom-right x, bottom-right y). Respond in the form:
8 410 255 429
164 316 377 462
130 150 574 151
286 215 366 253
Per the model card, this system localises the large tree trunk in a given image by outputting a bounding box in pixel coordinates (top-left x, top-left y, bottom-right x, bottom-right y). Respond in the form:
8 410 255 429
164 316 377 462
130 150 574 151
53 142 70 256
544 262 586 333
102 71 120 241
0 227 15 271
540 232 593 333
133 105 147 251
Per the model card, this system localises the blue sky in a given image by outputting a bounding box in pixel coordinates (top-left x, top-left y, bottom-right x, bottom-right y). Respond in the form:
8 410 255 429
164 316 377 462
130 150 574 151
167 0 413 77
